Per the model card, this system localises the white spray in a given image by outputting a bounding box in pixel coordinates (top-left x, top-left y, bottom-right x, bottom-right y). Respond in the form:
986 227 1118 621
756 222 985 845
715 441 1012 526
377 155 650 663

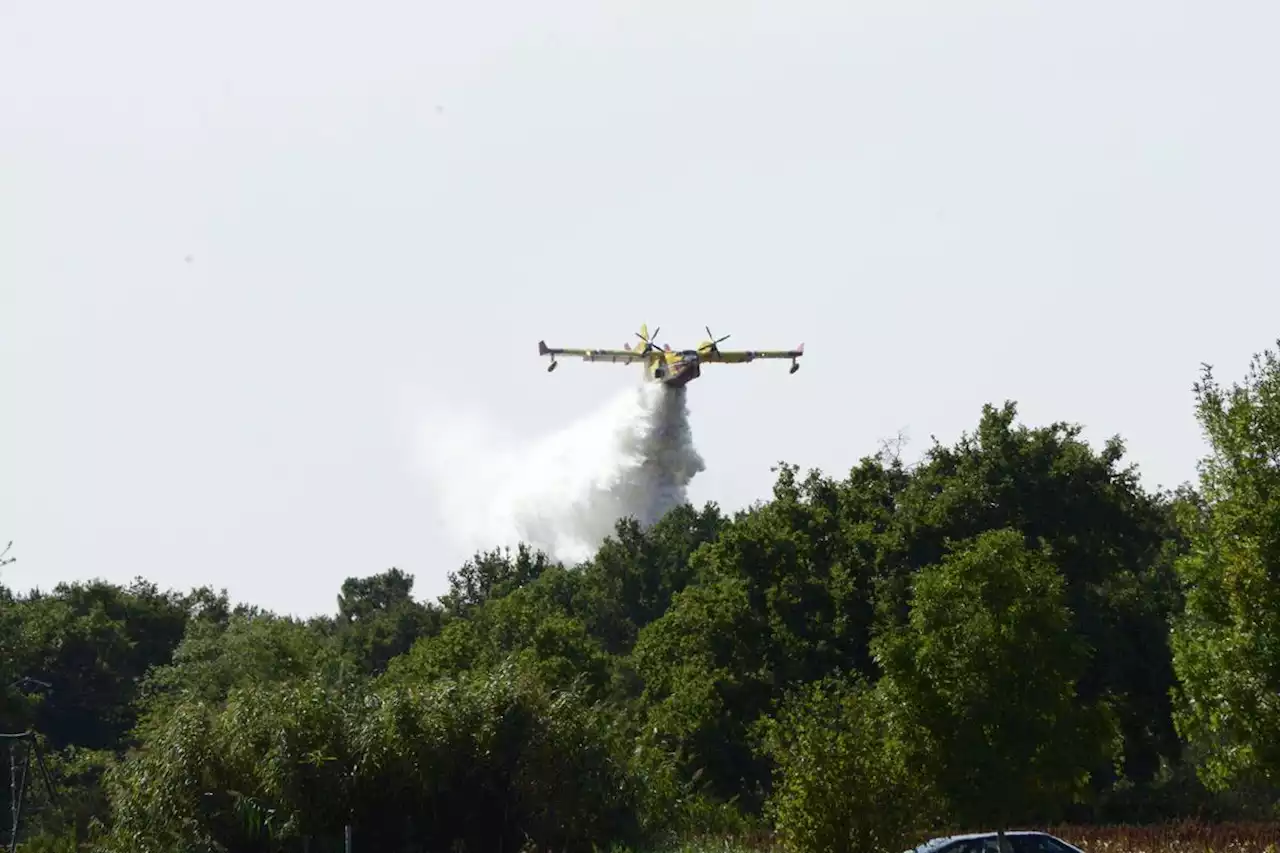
417 381 705 565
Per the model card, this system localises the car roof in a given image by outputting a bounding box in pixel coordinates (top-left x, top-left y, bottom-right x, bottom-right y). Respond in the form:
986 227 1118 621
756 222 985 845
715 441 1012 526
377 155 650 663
913 831 1061 851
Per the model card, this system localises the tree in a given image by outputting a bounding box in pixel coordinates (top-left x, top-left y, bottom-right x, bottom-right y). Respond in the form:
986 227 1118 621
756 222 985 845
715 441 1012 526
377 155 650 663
572 504 727 655
631 573 770 808
11 578 192 749
872 528 1119 833
105 660 647 853
880 402 1184 789
1171 346 1280 792
439 546 550 619
337 567 415 621
135 607 350 735
333 568 443 675
760 673 936 853
382 582 615 700
629 459 911 812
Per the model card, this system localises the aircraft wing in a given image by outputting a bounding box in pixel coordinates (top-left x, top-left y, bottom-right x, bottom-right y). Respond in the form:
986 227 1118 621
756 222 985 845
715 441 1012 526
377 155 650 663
710 344 804 363
538 341 643 363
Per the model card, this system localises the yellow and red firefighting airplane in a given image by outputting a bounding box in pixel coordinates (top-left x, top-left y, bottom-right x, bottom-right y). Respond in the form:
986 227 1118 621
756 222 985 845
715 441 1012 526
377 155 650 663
537 324 804 388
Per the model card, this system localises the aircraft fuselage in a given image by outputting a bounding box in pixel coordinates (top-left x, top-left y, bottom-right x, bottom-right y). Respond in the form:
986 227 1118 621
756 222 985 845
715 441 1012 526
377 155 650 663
648 351 701 387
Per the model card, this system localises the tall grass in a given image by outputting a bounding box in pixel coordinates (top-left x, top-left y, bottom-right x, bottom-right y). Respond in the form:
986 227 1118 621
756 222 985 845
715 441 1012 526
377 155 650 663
645 821 1280 853
1051 822 1280 853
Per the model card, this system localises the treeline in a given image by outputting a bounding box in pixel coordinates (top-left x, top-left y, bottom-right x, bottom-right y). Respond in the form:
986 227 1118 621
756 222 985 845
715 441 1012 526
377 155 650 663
3 343 1280 853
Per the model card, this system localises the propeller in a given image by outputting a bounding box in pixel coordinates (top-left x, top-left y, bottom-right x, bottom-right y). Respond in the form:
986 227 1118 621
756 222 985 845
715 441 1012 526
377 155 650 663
703 326 731 355
634 325 661 354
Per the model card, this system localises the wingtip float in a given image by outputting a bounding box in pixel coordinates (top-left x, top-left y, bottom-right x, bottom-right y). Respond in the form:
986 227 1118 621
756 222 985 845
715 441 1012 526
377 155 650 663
537 323 804 388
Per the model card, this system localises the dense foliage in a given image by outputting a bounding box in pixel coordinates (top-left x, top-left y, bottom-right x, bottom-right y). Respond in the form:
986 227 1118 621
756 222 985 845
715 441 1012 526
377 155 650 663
4 341 1280 852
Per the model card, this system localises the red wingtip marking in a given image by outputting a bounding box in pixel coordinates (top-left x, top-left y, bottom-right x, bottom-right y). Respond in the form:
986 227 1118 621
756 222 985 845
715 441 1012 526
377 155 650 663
797 343 804 353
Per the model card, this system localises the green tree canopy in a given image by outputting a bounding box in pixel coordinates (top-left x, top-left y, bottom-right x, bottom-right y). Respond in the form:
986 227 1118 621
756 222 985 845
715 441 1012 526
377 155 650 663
872 527 1120 829
1171 344 1280 792
760 672 935 853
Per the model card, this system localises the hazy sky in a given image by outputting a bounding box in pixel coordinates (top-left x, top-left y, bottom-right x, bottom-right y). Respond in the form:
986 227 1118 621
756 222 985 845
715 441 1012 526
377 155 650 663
4 1 1278 617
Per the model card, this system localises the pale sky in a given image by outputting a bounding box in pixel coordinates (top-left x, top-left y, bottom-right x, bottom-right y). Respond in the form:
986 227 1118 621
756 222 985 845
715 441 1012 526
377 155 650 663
4 1 1278 617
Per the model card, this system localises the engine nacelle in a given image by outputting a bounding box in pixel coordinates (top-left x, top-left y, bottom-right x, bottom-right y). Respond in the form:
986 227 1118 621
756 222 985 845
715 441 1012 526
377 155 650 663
789 361 799 374
547 360 558 373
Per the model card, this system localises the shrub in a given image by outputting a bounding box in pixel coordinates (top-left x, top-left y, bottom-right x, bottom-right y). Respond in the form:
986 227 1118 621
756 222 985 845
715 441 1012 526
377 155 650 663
758 673 934 853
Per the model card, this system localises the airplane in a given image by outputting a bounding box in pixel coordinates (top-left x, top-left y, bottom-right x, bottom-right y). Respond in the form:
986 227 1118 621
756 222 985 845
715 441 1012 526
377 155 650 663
537 323 804 388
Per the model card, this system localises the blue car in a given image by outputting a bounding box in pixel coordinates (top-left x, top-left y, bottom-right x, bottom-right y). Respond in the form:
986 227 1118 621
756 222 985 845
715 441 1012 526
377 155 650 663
910 831 1087 853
